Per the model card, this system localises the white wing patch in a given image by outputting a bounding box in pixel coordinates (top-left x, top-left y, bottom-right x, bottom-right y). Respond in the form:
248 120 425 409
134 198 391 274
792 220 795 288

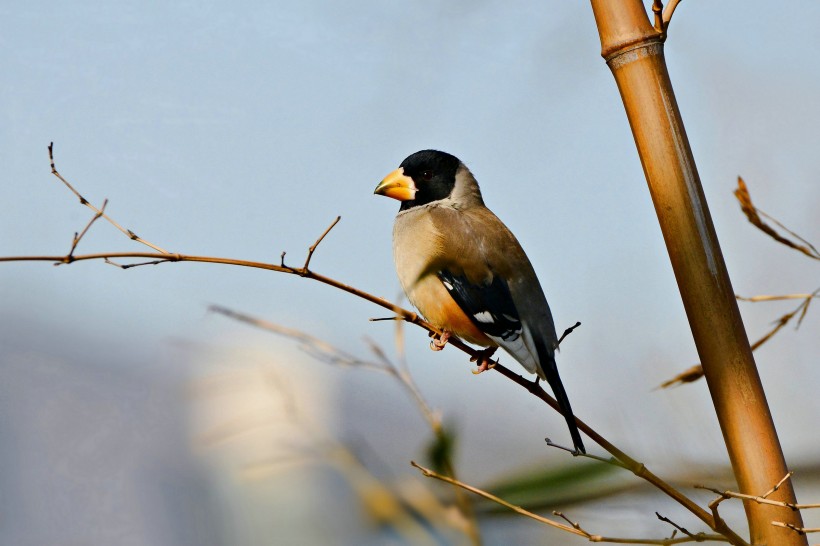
472 311 495 324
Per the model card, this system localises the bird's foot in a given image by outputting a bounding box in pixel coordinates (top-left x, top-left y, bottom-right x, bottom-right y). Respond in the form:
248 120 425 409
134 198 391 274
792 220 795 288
470 347 498 375
429 330 451 352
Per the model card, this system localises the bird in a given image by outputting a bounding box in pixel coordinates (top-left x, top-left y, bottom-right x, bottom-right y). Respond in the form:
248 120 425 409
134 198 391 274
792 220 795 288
374 149 585 454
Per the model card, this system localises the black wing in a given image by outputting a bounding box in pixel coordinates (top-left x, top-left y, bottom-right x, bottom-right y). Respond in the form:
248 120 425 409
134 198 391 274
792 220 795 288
437 269 586 453
437 270 522 342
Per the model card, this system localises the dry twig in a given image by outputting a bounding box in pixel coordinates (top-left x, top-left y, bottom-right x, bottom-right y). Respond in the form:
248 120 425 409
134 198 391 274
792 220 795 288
660 290 819 388
771 521 820 535
660 178 818 388
734 177 820 260
411 462 729 544
48 142 171 255
652 0 683 39
697 475 820 512
697 472 820 540
655 512 705 542
208 305 441 430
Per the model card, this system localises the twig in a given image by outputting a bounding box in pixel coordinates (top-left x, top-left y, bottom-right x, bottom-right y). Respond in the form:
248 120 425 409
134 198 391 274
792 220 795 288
736 293 820 302
302 215 341 272
734 176 820 260
361 335 441 432
208 305 389 375
662 0 682 29
655 512 697 539
489 363 747 544
706 495 730 541
659 290 819 388
762 472 794 500
660 179 818 388
62 198 107 261
657 364 704 389
557 321 582 347
411 462 729 544
652 0 683 40
105 257 177 269
771 521 820 535
546 438 628 469
411 461 581 536
652 0 664 34
696 484 820 511
48 142 171 255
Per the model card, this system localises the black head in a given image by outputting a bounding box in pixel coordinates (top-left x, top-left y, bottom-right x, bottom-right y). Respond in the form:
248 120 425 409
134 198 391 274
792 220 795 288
397 150 461 211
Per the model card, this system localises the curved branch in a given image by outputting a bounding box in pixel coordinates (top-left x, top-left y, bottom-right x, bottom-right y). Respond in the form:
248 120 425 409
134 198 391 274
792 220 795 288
412 461 730 545
1 144 750 545
662 0 682 29
0 247 748 545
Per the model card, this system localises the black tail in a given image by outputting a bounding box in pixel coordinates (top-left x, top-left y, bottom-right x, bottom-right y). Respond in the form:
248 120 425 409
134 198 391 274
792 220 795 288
541 352 585 454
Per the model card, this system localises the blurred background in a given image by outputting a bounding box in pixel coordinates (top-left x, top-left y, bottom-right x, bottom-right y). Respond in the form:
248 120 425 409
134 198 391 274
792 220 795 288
1 2 818 544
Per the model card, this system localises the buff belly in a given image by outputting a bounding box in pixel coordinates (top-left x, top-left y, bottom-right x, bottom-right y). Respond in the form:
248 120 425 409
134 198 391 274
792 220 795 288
406 275 493 347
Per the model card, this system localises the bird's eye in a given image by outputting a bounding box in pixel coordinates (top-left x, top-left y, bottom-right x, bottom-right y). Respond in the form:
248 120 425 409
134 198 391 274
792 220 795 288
421 170 433 181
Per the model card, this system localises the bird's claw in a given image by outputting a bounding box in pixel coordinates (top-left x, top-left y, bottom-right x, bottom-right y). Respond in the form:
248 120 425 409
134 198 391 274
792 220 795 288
470 347 498 375
429 330 450 351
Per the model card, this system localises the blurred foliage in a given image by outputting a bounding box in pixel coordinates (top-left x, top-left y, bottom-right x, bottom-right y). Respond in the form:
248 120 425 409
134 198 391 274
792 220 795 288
425 423 458 475
480 460 629 513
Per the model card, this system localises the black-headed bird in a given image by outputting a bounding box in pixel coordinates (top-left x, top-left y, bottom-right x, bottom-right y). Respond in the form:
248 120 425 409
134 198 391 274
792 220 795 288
374 149 585 454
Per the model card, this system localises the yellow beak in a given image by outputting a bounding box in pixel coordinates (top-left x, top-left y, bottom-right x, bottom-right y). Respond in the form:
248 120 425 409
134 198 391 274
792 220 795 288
374 168 417 201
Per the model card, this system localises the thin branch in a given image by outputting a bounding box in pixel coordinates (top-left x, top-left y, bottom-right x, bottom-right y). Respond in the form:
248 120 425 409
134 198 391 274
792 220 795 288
657 364 704 389
48 142 171 254
652 0 664 34
762 472 795 500
734 176 820 260
659 290 819 388
63 198 107 260
484 365 748 544
557 321 582 347
660 178 817 387
656 512 697 540
736 293 820 303
208 305 389 375
651 0 682 39
546 438 628 469
411 461 582 537
758 207 820 258
302 215 341 271
411 462 729 544
662 0 682 28
696 485 820 511
104 257 176 269
361 335 441 432
706 495 730 541
771 521 820 535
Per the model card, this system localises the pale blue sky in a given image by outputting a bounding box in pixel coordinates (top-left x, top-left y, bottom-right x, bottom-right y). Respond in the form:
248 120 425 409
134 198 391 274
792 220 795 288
2 2 819 544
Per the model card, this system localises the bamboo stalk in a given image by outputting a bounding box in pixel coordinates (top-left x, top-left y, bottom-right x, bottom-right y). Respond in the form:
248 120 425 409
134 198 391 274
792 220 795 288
588 2 806 545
